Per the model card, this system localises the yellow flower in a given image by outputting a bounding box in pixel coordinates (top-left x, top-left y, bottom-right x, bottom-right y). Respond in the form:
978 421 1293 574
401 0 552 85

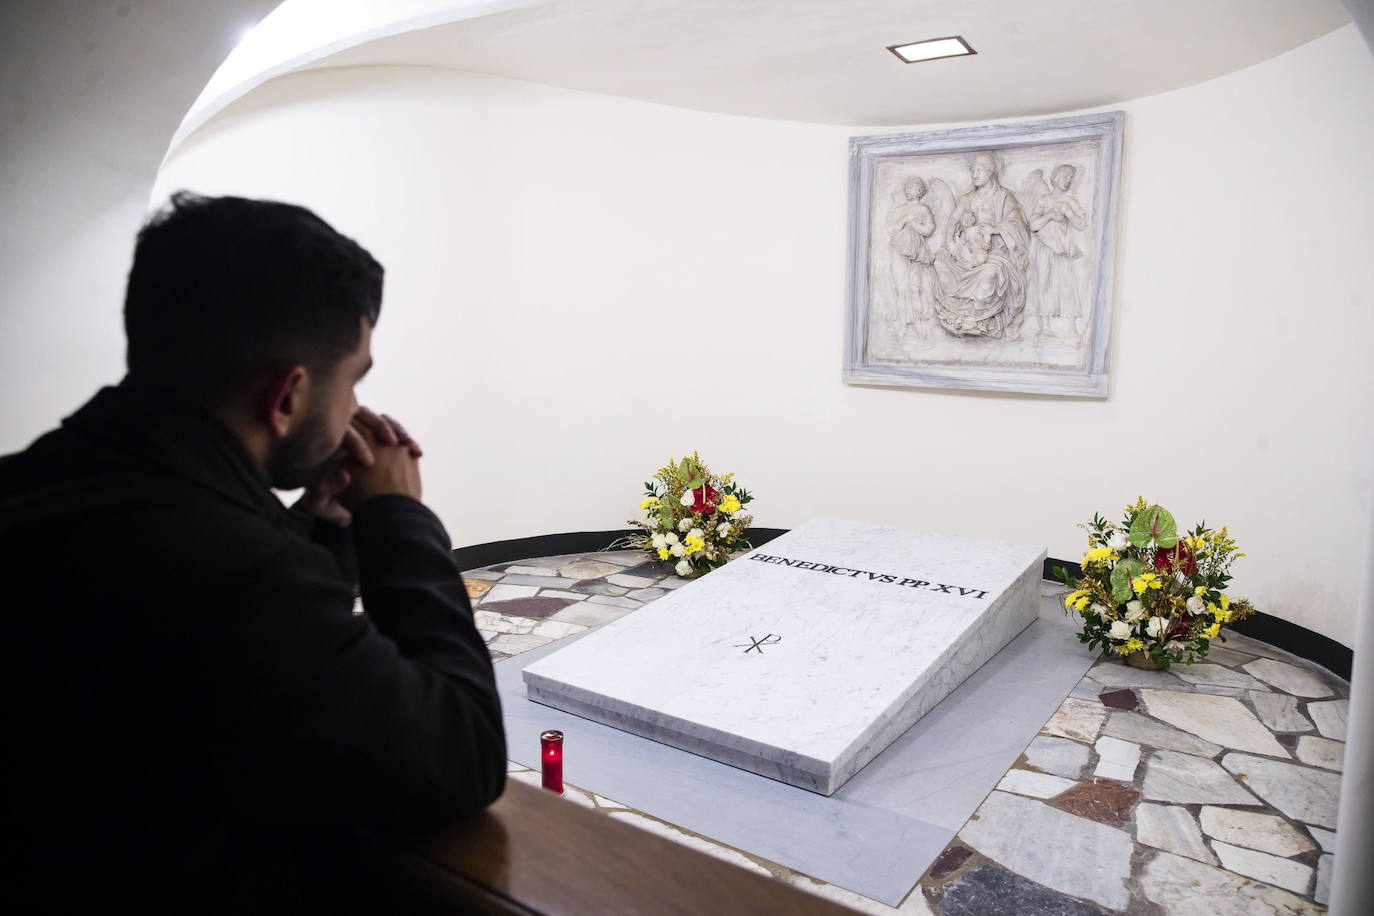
657 546 670 560
684 534 706 555
1131 572 1162 595
1082 547 1116 565
1065 589 1089 609
719 494 742 514
1194 586 1207 596
1203 623 1221 639
640 497 659 511
1124 637 1145 653
1220 594 1231 611
1074 595 1091 612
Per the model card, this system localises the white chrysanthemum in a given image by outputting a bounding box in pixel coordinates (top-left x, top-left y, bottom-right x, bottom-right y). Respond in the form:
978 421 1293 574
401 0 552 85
670 544 685 557
1124 600 1144 622
678 518 692 532
665 532 679 544
1185 596 1205 615
680 491 696 507
675 559 692 577
651 533 666 549
1146 616 1168 638
1108 620 1133 640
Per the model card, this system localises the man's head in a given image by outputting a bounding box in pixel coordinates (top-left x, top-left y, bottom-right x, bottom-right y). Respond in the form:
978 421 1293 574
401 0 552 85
124 192 383 488
1052 164 1076 191
903 176 926 201
970 153 997 188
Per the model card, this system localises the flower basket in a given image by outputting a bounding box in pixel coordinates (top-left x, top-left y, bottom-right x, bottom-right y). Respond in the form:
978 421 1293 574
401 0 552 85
1055 498 1256 668
609 453 755 578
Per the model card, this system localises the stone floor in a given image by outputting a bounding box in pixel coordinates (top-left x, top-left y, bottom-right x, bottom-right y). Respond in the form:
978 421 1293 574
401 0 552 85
465 550 1348 915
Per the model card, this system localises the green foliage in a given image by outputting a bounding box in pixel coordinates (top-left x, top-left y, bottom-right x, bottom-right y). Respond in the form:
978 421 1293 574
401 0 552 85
1109 557 1145 602
1129 505 1179 549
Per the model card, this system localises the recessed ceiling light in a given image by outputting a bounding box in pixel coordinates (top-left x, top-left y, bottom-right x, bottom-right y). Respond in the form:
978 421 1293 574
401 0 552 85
887 36 976 64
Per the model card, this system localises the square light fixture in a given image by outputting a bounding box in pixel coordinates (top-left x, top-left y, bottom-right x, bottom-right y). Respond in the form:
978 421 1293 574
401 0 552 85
887 35 976 64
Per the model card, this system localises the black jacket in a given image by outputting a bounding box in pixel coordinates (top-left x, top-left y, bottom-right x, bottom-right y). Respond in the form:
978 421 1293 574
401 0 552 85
1 379 505 907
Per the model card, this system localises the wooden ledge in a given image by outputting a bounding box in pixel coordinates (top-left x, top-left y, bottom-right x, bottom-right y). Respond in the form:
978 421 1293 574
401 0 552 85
374 780 860 914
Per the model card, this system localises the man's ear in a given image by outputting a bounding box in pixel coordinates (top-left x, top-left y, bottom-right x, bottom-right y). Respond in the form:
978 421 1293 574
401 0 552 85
263 365 310 439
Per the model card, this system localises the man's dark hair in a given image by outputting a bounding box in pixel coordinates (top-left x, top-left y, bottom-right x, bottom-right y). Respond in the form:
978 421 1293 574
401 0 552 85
124 192 383 402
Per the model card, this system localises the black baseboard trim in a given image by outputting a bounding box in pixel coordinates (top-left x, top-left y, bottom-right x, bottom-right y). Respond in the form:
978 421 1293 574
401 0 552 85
456 532 1352 681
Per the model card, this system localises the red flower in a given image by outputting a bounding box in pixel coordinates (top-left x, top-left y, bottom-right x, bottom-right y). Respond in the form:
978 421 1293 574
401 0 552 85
1153 544 1197 578
690 485 720 515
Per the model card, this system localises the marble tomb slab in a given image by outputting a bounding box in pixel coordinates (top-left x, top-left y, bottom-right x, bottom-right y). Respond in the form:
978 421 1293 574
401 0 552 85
523 518 1045 795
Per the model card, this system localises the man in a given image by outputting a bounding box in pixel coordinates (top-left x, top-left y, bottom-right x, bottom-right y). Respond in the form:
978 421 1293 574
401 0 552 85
1 193 505 909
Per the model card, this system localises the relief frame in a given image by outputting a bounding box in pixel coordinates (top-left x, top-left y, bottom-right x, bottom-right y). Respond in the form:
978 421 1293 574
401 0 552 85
843 111 1123 397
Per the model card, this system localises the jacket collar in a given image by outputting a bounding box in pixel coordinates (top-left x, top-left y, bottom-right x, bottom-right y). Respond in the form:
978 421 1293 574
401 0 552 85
64 377 291 522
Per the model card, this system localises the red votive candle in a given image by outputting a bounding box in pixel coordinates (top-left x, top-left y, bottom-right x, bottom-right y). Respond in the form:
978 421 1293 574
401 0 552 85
540 729 564 795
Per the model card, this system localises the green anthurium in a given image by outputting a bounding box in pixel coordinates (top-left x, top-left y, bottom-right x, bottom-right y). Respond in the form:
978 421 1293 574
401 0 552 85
1110 557 1145 602
1129 505 1179 549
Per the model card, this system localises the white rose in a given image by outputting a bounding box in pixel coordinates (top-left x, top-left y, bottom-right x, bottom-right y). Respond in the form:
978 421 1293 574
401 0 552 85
1186 596 1205 616
688 528 703 541
671 544 685 557
1124 600 1144 622
665 532 679 544
678 518 692 532
1108 530 1130 551
651 533 666 549
1167 640 1186 653
717 523 731 537
680 491 695 507
1146 616 1168 638
1108 620 1133 640
675 559 693 577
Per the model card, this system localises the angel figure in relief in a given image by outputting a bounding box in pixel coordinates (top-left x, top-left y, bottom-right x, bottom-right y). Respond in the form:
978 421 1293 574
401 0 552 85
885 176 937 338
1022 164 1089 337
923 153 1031 339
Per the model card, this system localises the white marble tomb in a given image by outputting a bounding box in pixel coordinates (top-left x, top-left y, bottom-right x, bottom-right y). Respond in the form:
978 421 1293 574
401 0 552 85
522 518 1046 795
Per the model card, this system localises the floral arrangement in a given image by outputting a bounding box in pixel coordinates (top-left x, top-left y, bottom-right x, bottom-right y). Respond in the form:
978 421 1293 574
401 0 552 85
611 453 754 577
1055 497 1255 667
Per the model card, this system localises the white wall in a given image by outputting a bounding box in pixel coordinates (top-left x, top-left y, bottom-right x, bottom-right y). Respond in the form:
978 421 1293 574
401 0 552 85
150 23 1373 647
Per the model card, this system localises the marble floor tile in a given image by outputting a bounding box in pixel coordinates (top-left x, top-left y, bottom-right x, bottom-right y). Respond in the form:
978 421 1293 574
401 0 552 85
1170 663 1266 690
1139 689 1289 757
958 791 1133 910
558 559 630 579
463 578 494 599
1135 803 1215 865
584 551 648 568
571 581 630 597
1295 735 1344 771
1221 753 1342 828
1092 736 1140 782
1141 750 1259 806
1067 680 1101 701
1217 632 1309 662
1307 825 1336 852
501 573 583 588
488 632 554 655
605 810 774 877
549 602 635 627
1247 691 1313 733
1315 853 1333 906
1100 710 1222 758
789 874 933 916
1022 735 1090 779
1198 806 1315 857
1139 851 1321 915
583 594 643 610
936 863 1104 916
474 611 538 634
1086 661 1186 689
627 587 668 601
484 583 541 603
925 844 973 881
461 568 504 580
1201 644 1258 667
531 619 589 640
996 769 1077 800
538 589 589 601
658 575 691 589
480 597 573 619
1306 698 1348 740
1049 779 1138 827
607 572 658 589
504 565 562 577
1041 698 1107 744
1242 658 1335 698
1096 688 1137 710
1212 841 1313 895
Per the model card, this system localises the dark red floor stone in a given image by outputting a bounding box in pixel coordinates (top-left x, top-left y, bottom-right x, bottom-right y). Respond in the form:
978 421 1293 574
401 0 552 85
1050 779 1139 827
1098 689 1138 710
1277 733 1299 751
926 845 973 881
479 597 572 619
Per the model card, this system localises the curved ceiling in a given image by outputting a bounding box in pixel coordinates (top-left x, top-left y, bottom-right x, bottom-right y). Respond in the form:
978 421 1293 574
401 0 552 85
306 0 1350 126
